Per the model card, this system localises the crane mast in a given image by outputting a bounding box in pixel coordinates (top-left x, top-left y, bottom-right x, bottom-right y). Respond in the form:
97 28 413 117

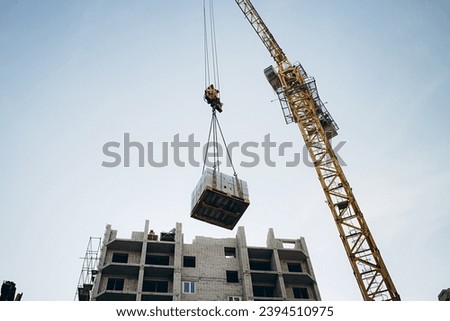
235 0 400 301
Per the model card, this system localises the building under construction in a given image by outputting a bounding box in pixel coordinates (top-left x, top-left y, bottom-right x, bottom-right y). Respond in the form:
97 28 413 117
86 221 320 301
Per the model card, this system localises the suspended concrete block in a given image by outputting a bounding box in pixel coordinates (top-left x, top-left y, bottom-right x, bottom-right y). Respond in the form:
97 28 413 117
191 168 250 230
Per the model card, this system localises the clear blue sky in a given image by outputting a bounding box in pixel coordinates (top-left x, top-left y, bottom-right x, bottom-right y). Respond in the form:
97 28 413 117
0 0 449 300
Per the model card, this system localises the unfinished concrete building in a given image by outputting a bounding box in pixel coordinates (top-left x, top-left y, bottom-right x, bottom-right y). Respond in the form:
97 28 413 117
89 221 321 301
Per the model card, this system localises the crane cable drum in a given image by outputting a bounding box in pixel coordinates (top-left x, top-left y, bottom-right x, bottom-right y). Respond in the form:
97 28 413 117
190 0 250 230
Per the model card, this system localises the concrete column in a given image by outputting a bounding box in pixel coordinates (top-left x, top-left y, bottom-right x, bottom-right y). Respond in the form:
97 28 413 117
91 224 112 300
135 220 149 301
172 222 183 301
236 226 253 300
299 237 321 300
268 229 288 300
266 228 278 248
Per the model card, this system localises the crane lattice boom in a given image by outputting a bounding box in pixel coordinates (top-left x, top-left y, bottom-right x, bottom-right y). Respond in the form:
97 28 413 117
235 0 400 301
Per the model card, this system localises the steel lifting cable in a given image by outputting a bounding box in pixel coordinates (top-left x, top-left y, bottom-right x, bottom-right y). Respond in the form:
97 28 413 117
210 0 220 90
202 111 215 173
212 110 219 172
214 113 238 177
214 111 244 198
203 0 221 91
202 111 239 177
203 0 210 88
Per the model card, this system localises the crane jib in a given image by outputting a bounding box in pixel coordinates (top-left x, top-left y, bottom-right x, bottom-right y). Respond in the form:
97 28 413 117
235 0 400 301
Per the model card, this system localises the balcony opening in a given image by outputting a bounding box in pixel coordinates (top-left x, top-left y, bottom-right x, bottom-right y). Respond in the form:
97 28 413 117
112 253 129 263
253 285 275 297
287 263 303 272
142 280 168 293
293 287 309 299
249 260 272 271
106 278 124 291
146 255 170 266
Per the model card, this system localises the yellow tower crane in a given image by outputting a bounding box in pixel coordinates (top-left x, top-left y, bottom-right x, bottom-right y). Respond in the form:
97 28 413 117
235 0 400 301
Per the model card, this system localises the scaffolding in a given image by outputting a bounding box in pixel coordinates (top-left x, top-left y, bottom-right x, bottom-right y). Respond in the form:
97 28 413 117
75 237 101 301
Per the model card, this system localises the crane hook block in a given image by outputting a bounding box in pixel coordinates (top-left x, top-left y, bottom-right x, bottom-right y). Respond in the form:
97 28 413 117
204 84 223 113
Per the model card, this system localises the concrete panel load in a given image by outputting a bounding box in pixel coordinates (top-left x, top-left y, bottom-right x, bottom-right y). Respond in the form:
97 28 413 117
191 167 250 230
